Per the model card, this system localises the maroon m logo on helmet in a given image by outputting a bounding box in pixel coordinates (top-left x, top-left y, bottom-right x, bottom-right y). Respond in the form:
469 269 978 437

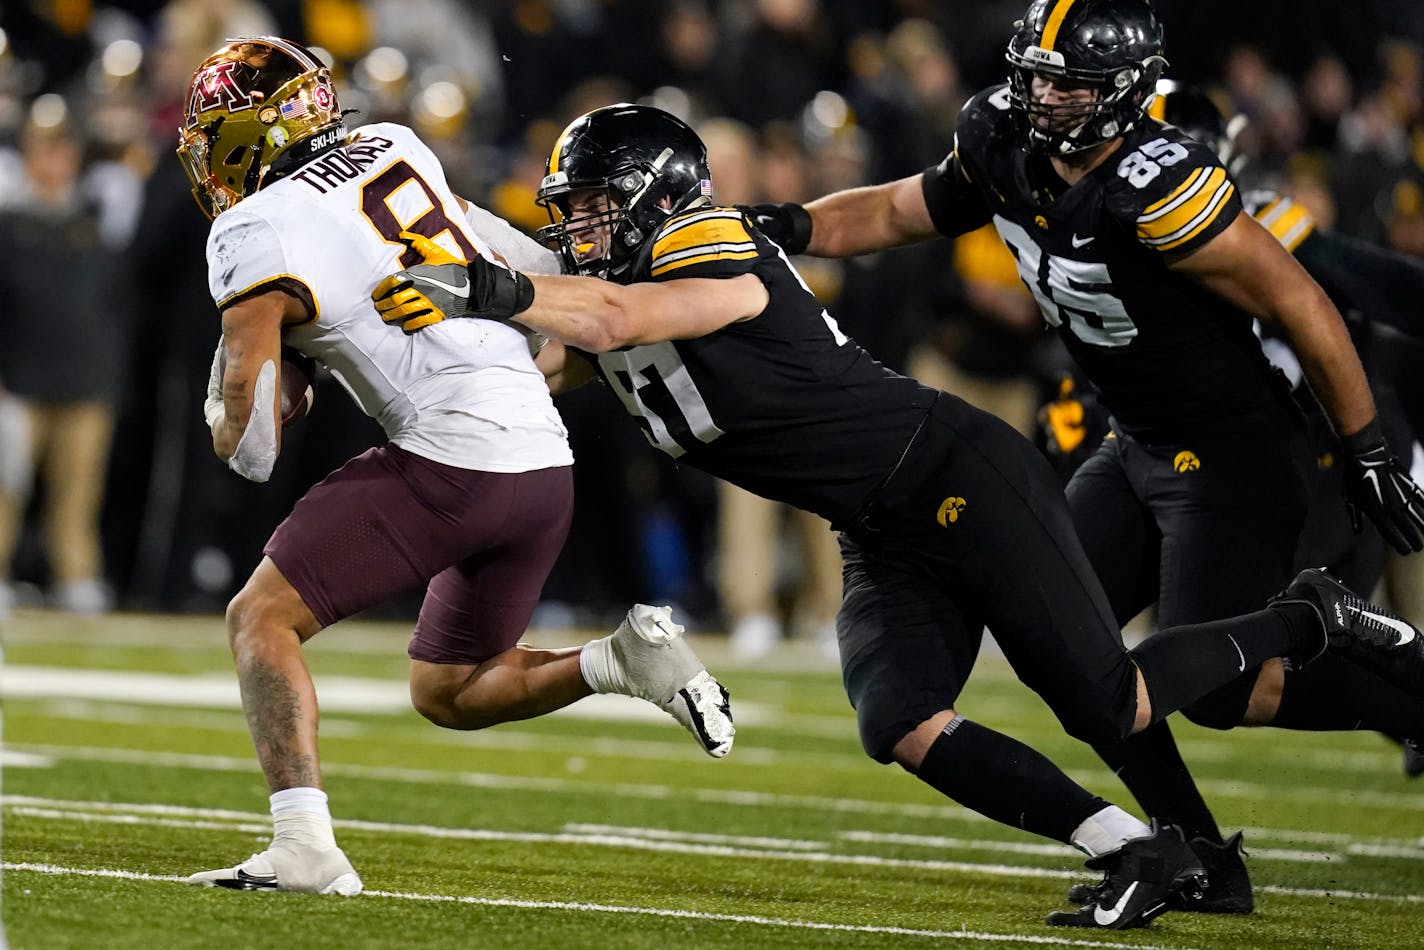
187 61 254 123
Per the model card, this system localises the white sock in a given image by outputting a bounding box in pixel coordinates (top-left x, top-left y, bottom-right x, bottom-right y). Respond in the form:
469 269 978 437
579 636 618 694
1070 805 1152 857
270 787 337 850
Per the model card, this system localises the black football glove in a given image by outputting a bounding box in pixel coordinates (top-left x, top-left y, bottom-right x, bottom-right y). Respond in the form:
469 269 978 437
372 232 535 333
741 202 813 255
1341 418 1424 554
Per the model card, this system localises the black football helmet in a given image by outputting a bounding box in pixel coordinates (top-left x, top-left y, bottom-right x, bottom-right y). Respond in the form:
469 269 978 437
1006 0 1167 155
1150 79 1247 173
535 104 712 278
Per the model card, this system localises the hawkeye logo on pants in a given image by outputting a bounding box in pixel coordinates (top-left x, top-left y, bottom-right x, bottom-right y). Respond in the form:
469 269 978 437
1173 450 1201 473
936 497 967 525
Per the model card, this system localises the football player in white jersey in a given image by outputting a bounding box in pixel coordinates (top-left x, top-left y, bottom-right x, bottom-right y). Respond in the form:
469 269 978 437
177 37 733 895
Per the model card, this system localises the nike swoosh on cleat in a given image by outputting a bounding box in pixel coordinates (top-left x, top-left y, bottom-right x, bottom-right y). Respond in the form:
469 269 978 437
1350 606 1418 646
215 868 279 890
1093 881 1138 926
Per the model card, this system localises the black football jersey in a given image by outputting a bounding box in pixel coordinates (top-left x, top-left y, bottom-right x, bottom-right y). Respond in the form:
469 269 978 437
922 85 1294 440
588 204 936 525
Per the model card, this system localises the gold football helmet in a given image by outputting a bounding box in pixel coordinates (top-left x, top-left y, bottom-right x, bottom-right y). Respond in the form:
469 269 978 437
177 36 345 218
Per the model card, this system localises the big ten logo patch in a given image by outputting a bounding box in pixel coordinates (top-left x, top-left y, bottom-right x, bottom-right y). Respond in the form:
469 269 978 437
1173 450 1201 473
936 497 967 526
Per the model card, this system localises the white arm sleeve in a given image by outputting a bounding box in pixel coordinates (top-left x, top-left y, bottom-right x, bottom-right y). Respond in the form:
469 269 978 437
462 202 563 275
228 359 278 483
204 339 225 428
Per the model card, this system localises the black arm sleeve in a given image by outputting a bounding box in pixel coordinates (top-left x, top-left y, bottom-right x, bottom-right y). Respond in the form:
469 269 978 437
919 154 994 240
1294 229 1424 339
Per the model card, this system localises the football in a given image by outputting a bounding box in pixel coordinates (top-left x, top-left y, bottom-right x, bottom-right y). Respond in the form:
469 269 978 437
216 344 318 428
278 346 318 428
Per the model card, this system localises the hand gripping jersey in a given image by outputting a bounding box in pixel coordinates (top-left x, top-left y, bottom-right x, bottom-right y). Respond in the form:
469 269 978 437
923 86 1294 441
204 123 571 473
589 205 936 526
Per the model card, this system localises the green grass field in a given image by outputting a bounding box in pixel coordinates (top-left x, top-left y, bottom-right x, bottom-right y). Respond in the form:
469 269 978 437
3 610 1421 949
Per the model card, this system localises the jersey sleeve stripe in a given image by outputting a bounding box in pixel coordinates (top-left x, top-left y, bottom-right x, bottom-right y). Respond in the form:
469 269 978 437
653 208 751 247
1254 197 1316 251
1139 166 1214 221
1136 168 1229 239
650 245 759 277
216 274 319 318
1140 178 1236 250
651 209 757 273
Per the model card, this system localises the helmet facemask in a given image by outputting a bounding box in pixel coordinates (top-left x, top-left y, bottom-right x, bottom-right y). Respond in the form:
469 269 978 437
536 155 675 278
177 37 346 218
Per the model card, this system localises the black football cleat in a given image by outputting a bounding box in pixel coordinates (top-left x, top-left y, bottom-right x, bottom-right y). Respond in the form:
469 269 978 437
1271 568 1424 695
1046 823 1206 930
1067 831 1251 915
1404 739 1424 779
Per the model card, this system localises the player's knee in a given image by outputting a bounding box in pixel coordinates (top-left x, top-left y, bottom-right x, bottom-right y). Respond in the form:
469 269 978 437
1061 712 1128 746
410 688 464 730
409 665 493 731
1180 692 1248 731
854 699 916 764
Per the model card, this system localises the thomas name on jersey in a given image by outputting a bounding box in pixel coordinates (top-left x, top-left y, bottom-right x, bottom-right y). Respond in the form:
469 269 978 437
288 134 397 195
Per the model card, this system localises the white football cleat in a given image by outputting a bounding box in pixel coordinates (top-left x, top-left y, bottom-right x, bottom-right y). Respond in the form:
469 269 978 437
187 841 362 895
608 604 735 757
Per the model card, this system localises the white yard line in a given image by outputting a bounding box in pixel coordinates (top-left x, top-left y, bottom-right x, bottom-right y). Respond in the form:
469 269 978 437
9 796 1424 902
3 665 775 725
11 744 1424 856
0 861 1196 949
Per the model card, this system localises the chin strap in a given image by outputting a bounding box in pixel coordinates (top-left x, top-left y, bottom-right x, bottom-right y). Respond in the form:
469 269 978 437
228 359 278 483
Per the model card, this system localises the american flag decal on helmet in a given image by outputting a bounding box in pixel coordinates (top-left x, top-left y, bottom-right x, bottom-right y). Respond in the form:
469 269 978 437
699 179 713 197
279 98 309 120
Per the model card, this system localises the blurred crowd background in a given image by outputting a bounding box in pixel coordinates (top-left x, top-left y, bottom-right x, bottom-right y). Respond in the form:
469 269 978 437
3 0 1424 654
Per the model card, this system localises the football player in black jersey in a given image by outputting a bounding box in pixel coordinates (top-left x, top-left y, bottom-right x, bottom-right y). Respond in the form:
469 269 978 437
742 0 1424 916
373 101 1424 929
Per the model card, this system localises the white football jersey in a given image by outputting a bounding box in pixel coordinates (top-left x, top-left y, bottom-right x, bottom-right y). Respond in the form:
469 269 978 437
204 122 571 472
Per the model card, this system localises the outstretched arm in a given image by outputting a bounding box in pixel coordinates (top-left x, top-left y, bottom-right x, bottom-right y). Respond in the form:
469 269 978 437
799 175 941 257
515 272 768 352
373 240 770 353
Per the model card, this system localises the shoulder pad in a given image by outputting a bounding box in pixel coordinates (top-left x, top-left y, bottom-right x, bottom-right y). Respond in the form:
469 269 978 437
1107 125 1239 253
648 206 761 280
955 85 1015 151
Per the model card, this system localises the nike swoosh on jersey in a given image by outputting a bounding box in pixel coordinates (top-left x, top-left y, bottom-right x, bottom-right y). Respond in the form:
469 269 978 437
1093 880 1139 926
1349 606 1418 646
1071 234 1095 248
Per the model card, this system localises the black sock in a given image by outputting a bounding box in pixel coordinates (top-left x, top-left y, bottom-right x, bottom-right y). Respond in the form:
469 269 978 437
1093 721 1223 844
1273 654 1424 736
914 717 1105 845
1132 608 1303 722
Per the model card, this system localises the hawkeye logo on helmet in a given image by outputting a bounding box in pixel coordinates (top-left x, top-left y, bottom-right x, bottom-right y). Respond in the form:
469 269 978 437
188 61 254 119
